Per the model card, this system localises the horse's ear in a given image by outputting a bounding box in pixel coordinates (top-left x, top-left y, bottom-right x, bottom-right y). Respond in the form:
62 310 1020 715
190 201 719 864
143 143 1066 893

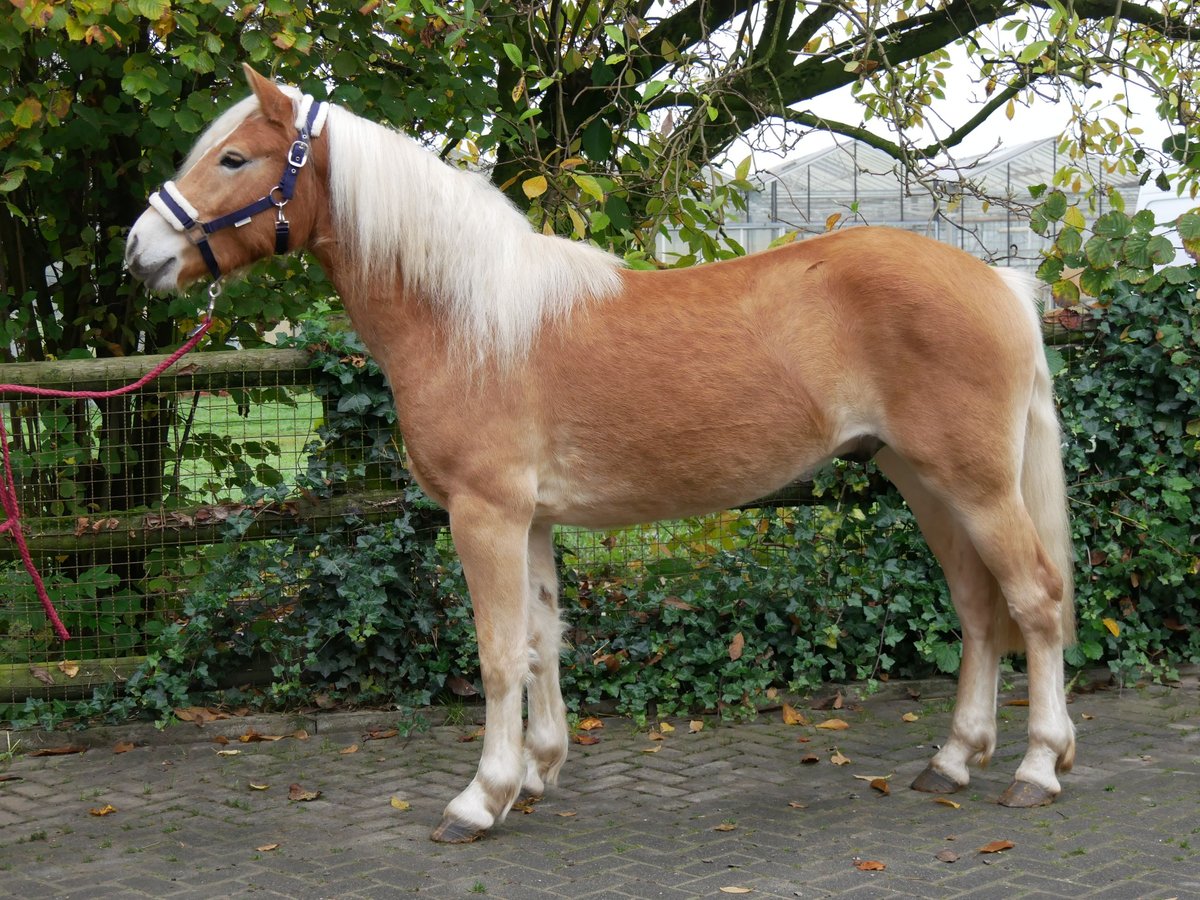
242 64 293 127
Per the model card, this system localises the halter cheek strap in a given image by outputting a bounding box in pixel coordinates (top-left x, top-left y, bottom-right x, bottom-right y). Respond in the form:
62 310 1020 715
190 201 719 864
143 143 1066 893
147 94 328 283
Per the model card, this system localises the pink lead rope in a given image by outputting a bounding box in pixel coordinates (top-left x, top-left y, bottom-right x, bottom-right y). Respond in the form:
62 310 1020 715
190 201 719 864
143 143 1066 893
0 301 217 642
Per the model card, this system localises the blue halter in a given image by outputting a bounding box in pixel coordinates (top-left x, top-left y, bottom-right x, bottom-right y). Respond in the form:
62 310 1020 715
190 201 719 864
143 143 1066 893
148 95 328 285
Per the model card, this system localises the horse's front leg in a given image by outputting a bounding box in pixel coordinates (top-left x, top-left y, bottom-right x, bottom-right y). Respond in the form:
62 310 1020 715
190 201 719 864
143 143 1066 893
432 496 531 843
522 522 568 798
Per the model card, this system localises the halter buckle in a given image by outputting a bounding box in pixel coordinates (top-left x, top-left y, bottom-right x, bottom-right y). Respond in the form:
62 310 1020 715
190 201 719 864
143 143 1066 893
288 140 310 168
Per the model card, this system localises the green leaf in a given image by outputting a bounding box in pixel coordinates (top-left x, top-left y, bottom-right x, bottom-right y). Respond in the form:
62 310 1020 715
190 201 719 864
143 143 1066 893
572 173 605 203
1042 190 1067 221
1084 235 1117 269
501 42 522 67
11 96 42 129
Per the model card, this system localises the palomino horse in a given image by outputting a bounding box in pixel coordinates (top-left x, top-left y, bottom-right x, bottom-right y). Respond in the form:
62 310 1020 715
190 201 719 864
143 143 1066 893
126 68 1076 842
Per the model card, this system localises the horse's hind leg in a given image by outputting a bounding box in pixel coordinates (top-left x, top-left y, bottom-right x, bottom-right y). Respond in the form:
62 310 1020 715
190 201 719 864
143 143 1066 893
877 449 1006 792
432 496 531 843
955 494 1074 805
522 522 569 797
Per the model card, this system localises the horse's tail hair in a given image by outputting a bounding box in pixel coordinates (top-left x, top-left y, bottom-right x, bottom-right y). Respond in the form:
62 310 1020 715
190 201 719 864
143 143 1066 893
995 268 1076 651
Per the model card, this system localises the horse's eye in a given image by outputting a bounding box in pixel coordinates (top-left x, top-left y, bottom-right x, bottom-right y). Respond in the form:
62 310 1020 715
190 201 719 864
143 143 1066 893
220 152 247 170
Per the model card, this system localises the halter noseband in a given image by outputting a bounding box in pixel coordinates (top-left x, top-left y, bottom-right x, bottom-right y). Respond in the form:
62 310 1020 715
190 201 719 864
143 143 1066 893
148 94 328 289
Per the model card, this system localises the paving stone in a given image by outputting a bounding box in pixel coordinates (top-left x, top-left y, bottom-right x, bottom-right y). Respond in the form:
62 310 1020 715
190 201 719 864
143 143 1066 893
1 674 1197 898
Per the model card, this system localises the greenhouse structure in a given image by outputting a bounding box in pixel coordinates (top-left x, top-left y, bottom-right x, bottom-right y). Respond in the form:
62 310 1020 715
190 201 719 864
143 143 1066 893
660 137 1142 274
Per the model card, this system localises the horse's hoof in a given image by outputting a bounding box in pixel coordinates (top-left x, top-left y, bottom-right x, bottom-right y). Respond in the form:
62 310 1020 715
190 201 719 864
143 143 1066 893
910 765 964 794
998 779 1056 808
430 817 486 843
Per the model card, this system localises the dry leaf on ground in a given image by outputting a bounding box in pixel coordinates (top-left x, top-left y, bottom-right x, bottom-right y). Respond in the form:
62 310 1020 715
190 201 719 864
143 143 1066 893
458 728 486 743
782 703 809 726
363 727 399 741
978 840 1015 854
89 804 117 817
572 733 600 745
718 886 751 894
57 660 80 678
216 749 241 757
390 797 411 811
256 843 280 852
936 849 959 863
30 745 86 757
830 750 851 766
112 741 136 754
869 778 890 795
339 743 359 754
249 783 269 791
713 822 737 832
901 712 920 722
816 718 850 731
659 722 675 734
854 860 886 871
288 783 321 802
933 797 961 809
577 716 604 731
787 801 807 809
689 720 704 733
800 754 819 765
642 744 662 753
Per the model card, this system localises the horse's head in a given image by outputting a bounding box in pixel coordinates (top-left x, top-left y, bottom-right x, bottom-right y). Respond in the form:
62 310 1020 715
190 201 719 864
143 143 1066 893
126 66 328 293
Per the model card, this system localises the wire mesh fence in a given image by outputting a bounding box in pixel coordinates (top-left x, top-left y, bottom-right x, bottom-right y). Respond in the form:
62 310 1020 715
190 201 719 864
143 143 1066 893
0 349 330 703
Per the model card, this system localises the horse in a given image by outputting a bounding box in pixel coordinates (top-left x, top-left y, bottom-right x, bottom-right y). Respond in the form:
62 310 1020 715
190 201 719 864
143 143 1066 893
125 67 1076 843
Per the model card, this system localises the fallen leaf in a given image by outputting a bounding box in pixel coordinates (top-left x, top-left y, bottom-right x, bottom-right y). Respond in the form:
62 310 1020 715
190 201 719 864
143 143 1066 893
713 822 737 832
240 729 286 743
288 783 321 802
1102 616 1120 637
577 716 604 731
0 775 22 783
29 665 55 686
800 754 819 765
689 720 704 733
89 804 117 817
339 743 359 754
256 843 280 852
291 729 309 741
29 745 86 757
831 750 851 766
512 795 539 814
978 840 1015 854
933 798 961 809
782 703 809 726
216 749 241 757
816 718 850 731
901 712 920 722
555 811 577 817
796 736 811 743
572 733 600 745
249 783 269 791
718 887 751 894
212 736 230 745
641 744 662 753
661 596 696 612
1002 698 1029 707
936 849 959 863
869 778 890 795
1080 713 1094 721
174 706 230 724
390 797 411 811
659 722 675 734
787 801 807 809
112 741 136 754
728 632 745 661
458 728 485 743
363 727 399 741
57 660 80 678
852 774 893 782
647 731 666 741
855 860 886 871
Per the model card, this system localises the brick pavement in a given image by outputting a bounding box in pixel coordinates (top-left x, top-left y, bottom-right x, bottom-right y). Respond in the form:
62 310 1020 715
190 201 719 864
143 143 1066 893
1 674 1197 899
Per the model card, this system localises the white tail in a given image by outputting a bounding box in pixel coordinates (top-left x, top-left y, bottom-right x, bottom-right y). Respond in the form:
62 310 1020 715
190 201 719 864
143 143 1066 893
997 269 1076 647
